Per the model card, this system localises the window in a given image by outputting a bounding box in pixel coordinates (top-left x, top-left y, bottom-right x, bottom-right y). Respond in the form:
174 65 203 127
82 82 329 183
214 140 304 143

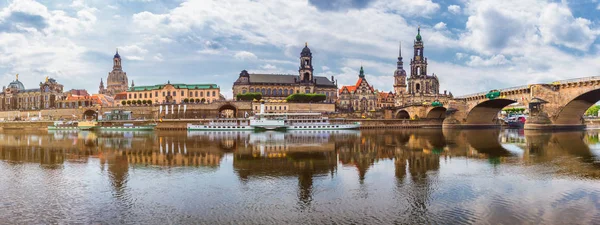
200 92 204 97
267 89 271 95
144 93 147 98
134 93 137 98
182 91 185 96
284 89 288 95
163 92 165 97
261 89 266 95
242 90 247 94
195 91 198 97
212 91 216 96
155 91 158 97
129 94 132 98
250 88 254 92
173 91 176 96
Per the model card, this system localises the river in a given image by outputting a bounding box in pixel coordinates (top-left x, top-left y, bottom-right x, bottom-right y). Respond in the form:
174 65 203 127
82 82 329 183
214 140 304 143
0 129 599 224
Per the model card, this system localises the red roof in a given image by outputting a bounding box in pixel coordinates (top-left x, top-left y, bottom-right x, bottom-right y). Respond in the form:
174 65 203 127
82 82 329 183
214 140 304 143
339 78 374 94
114 92 127 100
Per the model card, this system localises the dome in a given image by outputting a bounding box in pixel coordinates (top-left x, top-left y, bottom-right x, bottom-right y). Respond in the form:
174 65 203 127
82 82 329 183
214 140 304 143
114 49 121 59
8 80 25 90
416 27 422 42
301 42 311 57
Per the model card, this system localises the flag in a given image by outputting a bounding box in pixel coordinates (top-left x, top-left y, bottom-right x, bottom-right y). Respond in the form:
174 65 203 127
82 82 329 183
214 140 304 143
171 105 174 115
165 105 169 115
27 112 29 118
178 105 181 114
183 105 187 114
159 105 163 114
39 112 41 118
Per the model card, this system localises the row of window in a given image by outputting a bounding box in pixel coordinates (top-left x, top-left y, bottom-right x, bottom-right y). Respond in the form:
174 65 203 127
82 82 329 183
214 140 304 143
254 106 288 111
242 88 336 98
129 90 217 99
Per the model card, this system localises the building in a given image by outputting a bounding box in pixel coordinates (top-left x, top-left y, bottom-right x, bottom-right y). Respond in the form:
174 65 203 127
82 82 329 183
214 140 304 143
125 81 221 104
0 75 65 111
394 27 451 106
99 50 130 96
56 91 114 109
376 91 396 109
337 67 377 112
232 44 338 102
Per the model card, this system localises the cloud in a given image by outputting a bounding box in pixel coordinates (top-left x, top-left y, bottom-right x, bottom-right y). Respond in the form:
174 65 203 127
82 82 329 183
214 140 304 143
234 51 258 60
153 53 164 61
118 45 149 60
538 3 598 51
434 22 446 30
448 5 461 14
322 66 330 71
261 64 277 69
466 55 509 67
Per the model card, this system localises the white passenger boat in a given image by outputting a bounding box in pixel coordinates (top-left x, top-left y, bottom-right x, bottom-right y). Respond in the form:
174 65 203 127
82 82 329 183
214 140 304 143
187 118 254 131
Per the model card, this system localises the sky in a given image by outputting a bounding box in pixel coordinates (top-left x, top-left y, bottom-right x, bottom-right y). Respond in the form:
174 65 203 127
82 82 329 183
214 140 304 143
0 0 599 98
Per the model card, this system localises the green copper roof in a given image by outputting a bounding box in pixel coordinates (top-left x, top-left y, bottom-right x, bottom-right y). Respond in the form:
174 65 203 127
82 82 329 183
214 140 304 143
359 66 365 78
416 26 422 42
129 83 219 92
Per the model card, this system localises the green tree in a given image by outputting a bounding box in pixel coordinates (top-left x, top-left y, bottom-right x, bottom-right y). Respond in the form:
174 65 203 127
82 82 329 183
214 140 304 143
236 92 262 101
137 100 142 105
201 98 206 103
183 98 189 103
121 100 126 105
285 93 327 103
126 100 131 105
585 105 600 116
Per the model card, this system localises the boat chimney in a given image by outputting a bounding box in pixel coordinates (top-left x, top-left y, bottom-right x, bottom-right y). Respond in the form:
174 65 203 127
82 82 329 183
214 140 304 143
260 100 265 114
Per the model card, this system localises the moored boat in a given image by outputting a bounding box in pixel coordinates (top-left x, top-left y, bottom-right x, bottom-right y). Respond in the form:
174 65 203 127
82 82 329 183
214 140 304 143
99 123 157 131
78 121 99 130
187 118 253 131
48 121 80 130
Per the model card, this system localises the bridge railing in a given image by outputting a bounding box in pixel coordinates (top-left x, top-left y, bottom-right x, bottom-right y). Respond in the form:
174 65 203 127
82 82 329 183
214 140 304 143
455 85 529 99
550 76 600 84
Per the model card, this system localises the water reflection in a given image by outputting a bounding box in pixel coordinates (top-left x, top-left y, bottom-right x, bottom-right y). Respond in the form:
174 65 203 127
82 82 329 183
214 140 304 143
0 129 599 223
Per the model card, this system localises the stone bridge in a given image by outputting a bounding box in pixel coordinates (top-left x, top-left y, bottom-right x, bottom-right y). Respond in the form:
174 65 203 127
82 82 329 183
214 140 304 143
392 103 449 120
443 76 600 129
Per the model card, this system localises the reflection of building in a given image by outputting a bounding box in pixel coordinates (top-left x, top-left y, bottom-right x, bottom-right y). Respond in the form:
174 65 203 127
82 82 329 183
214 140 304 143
99 50 129 96
232 44 338 102
0 75 65 111
393 28 452 106
126 81 221 104
338 67 377 112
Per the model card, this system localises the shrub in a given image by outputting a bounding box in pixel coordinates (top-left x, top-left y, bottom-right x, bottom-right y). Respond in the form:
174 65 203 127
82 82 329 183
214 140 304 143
126 100 131 105
236 92 262 101
121 100 126 105
201 98 206 103
285 93 327 103
137 100 142 105
183 98 189 103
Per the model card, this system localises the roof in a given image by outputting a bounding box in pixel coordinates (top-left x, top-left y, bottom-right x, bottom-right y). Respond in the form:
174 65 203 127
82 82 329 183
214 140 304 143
8 80 25 90
129 83 219 92
114 92 128 100
68 89 89 96
247 74 336 87
339 85 357 94
378 92 395 99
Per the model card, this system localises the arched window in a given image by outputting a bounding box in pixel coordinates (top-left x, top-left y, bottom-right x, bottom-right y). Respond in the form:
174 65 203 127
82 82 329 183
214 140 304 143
134 93 137 98
278 89 282 96
200 92 203 97
212 91 216 96
195 91 198 97
261 88 265 95
267 89 271 95
242 90 247 94
173 91 176 96
416 83 421 92
250 88 254 93
284 89 288 95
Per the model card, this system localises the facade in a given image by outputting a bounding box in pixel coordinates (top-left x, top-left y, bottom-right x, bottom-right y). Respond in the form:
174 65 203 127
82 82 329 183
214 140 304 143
232 44 338 102
394 27 451 106
99 50 130 96
126 81 221 104
56 90 114 108
338 67 377 112
376 91 396 109
0 75 65 111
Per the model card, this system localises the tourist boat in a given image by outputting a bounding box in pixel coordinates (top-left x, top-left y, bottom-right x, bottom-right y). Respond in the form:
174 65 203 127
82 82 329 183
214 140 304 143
47 121 80 130
506 115 526 128
187 118 254 131
98 123 157 131
78 121 99 130
283 113 361 130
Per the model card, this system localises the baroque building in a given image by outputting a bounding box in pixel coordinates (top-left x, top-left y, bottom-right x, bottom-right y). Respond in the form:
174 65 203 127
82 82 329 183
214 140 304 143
99 50 129 96
394 27 451 106
0 74 65 111
232 44 338 102
338 66 377 112
126 81 221 104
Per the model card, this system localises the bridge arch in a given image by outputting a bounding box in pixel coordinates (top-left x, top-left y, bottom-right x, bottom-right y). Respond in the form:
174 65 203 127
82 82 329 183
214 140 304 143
396 110 410 119
466 99 517 125
82 109 97 120
218 103 237 118
554 89 600 125
426 107 447 119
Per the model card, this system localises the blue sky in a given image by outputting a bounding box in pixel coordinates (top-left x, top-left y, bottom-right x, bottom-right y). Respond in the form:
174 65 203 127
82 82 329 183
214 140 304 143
0 0 599 98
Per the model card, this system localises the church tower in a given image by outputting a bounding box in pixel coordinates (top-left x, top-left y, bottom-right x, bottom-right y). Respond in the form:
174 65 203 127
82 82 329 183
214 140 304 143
299 43 314 82
410 26 427 78
393 42 407 94
105 49 129 96
99 78 105 94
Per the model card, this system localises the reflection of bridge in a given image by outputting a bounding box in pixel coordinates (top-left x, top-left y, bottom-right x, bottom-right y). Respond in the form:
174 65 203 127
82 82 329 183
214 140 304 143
392 76 600 129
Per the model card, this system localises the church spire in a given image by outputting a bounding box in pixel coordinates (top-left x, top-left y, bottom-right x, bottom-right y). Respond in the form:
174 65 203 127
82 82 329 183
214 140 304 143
416 25 422 42
397 41 403 69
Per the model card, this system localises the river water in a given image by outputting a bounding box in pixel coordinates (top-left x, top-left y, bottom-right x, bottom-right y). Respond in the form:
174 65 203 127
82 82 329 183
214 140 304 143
0 129 599 224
